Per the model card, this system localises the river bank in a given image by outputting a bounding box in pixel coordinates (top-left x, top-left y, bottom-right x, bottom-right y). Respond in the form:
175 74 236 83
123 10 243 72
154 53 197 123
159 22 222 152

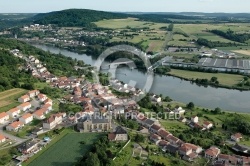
32 43 250 113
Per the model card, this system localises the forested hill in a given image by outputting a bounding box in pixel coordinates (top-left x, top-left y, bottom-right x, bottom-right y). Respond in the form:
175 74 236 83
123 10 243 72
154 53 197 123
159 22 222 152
32 9 206 28
33 9 129 28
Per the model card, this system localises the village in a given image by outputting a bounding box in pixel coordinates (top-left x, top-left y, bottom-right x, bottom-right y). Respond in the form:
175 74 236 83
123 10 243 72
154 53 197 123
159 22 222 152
0 48 249 166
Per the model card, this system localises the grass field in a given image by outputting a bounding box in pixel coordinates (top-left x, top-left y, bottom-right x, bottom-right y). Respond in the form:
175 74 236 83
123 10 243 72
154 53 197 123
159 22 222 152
94 18 168 52
28 131 103 166
0 88 27 113
160 120 189 132
169 69 243 86
232 50 250 56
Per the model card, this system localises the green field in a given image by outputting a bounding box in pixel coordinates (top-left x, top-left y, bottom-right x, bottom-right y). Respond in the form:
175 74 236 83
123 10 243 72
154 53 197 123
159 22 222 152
169 69 243 86
94 18 168 52
0 88 27 113
28 132 103 166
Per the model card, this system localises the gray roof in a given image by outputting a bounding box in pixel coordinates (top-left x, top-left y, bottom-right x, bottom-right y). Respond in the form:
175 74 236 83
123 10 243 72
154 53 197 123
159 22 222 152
92 117 110 124
198 58 250 70
144 119 155 126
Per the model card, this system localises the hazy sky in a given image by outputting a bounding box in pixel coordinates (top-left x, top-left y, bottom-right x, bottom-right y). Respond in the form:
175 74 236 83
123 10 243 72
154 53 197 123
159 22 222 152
0 0 249 13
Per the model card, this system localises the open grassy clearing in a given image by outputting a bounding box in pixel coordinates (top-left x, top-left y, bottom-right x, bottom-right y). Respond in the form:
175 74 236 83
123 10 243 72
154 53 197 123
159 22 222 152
0 88 27 113
28 131 103 166
169 69 243 86
231 50 250 56
160 120 189 132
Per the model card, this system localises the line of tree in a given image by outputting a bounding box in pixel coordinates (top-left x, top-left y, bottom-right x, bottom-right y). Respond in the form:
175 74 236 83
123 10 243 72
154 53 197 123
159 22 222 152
210 29 250 43
196 38 239 48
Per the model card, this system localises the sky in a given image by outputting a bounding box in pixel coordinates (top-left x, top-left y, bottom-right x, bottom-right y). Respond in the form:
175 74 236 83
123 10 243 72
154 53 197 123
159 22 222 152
0 0 249 13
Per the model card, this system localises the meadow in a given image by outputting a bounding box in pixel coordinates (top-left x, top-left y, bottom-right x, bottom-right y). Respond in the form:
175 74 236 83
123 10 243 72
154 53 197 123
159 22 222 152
28 131 103 166
0 88 27 113
169 69 244 87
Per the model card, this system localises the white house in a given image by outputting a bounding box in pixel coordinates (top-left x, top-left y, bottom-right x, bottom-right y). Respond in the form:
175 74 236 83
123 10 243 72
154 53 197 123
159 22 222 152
38 94 47 102
0 112 9 124
43 113 65 130
44 98 53 105
0 134 6 143
33 108 47 120
6 121 24 132
203 121 213 129
17 102 31 111
231 133 243 142
18 95 30 103
42 103 52 111
174 107 186 114
27 90 40 98
191 116 199 123
7 108 21 118
34 59 40 64
19 113 33 124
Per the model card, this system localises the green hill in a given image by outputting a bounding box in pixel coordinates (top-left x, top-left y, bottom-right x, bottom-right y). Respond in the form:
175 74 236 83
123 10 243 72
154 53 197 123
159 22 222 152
33 9 129 28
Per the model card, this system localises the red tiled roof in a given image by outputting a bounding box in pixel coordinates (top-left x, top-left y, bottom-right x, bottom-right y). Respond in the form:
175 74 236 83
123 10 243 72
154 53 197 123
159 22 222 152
20 95 29 100
21 113 32 120
8 107 20 113
205 147 220 157
0 112 8 119
0 134 5 141
150 124 161 131
18 102 31 108
157 129 171 138
233 133 242 139
9 121 23 129
204 121 212 126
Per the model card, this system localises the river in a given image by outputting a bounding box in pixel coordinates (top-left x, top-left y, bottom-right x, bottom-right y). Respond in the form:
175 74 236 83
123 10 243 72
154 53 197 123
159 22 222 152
33 44 250 113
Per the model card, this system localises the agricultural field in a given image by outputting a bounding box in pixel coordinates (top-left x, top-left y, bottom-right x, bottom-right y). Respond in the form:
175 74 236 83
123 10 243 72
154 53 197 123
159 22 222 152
94 18 168 52
169 69 244 87
28 132 103 166
0 88 27 113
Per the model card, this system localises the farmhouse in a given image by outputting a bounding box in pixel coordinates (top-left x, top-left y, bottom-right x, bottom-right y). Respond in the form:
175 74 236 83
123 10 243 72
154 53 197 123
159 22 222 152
0 112 9 124
17 102 31 111
19 113 33 124
18 95 30 103
0 134 6 143
43 113 66 130
108 126 128 141
7 108 21 118
6 121 24 132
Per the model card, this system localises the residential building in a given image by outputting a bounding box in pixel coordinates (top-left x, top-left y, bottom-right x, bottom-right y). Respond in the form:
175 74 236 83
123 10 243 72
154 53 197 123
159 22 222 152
0 134 6 143
166 135 181 146
164 144 179 154
203 121 213 129
43 113 66 130
0 112 9 124
217 154 237 165
205 146 221 160
19 113 33 124
33 108 47 120
7 108 21 118
37 94 47 102
191 116 199 123
179 144 192 156
174 107 186 114
231 133 243 142
18 95 30 103
150 134 161 144
181 143 202 154
27 90 40 98
108 126 128 141
18 140 39 154
149 124 162 134
42 103 52 111
157 140 169 149
157 129 172 140
44 98 53 105
232 144 248 153
17 102 31 111
6 121 24 132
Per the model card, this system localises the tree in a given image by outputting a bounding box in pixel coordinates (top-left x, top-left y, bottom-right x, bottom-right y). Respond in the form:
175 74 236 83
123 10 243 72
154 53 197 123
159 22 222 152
211 77 218 82
214 107 221 114
134 133 145 143
187 102 195 109
85 153 100 166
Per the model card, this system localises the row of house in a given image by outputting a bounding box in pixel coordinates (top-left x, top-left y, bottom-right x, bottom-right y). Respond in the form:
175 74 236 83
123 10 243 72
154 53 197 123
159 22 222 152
204 146 250 166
